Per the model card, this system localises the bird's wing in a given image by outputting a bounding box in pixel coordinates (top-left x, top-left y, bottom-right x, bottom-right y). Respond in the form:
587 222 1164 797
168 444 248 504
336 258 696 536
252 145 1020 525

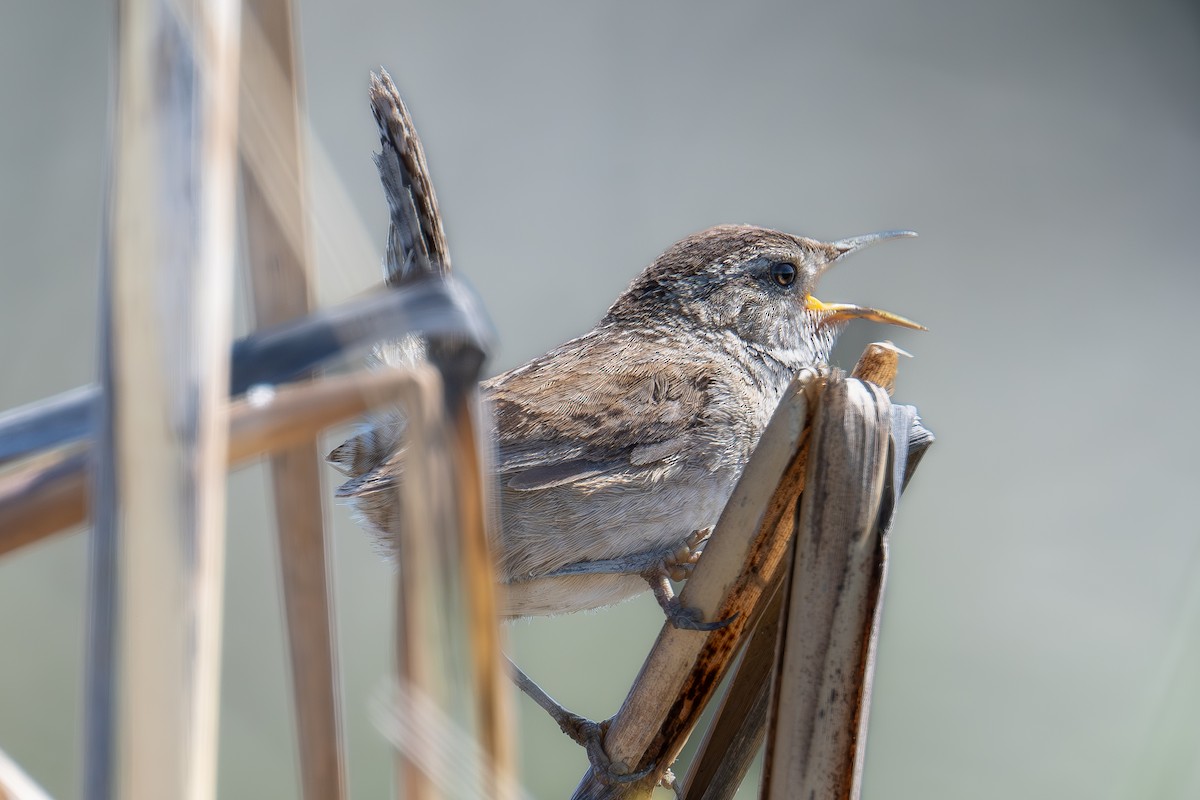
334 332 713 498
490 333 712 492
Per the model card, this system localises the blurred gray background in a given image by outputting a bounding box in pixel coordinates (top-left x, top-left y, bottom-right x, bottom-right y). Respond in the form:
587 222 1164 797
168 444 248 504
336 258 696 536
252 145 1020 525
2 1 1199 798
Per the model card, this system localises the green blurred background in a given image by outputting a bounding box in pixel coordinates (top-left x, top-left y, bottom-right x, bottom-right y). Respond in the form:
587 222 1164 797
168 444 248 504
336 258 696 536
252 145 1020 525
2 1 1199 797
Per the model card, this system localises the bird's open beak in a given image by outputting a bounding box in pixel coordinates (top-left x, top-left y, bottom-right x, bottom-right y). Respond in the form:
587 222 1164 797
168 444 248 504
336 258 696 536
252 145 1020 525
806 230 926 331
804 296 926 330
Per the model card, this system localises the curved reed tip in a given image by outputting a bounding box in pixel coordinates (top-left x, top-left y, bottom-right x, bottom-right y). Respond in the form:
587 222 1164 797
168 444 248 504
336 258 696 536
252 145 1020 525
851 340 915 395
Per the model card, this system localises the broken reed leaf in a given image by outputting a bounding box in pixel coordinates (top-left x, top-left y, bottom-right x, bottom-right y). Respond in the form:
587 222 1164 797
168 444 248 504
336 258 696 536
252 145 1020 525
761 377 891 799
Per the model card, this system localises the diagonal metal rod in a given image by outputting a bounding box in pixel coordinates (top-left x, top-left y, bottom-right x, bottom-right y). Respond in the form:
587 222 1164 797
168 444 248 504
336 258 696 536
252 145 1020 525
0 276 493 466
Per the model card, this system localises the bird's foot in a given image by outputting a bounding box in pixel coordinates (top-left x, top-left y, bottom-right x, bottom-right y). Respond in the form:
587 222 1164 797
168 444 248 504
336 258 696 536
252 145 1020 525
567 717 656 786
658 767 680 794
662 527 712 582
650 584 736 631
507 658 653 785
645 530 738 632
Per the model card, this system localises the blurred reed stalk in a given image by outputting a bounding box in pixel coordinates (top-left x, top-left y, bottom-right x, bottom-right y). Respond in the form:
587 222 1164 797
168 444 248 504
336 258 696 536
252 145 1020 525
0 4 508 799
360 68 516 799
238 1 345 796
0 746 53 800
85 1 241 799
386 369 515 799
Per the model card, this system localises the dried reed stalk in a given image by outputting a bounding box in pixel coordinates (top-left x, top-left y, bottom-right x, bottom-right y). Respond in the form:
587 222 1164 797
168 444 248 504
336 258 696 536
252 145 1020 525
0 745 54 800
760 351 930 798
0 370 424 555
677 342 928 800
365 68 516 798
391 368 450 800
383 364 509 799
239 2 345 796
84 2 241 799
571 369 820 799
675 579 785 799
572 355 930 799
760 377 892 799
0 447 89 555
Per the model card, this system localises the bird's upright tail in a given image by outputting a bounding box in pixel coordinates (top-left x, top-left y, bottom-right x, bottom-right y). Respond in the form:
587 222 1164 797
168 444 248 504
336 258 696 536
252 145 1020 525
369 68 450 287
327 70 452 485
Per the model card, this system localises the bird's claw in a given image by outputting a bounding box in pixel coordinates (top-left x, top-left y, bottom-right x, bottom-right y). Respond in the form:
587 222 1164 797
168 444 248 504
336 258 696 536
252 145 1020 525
565 717 655 786
663 528 711 581
645 529 738 631
659 768 680 794
660 596 739 632
509 660 656 786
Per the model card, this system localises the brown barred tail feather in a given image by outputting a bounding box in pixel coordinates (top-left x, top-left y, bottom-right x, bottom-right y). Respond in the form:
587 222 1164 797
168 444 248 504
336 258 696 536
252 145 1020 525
368 69 450 285
329 71 449 525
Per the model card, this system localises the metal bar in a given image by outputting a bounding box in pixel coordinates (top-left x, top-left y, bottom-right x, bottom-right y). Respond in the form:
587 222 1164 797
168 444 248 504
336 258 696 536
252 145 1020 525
0 277 493 466
0 386 95 468
227 278 492 395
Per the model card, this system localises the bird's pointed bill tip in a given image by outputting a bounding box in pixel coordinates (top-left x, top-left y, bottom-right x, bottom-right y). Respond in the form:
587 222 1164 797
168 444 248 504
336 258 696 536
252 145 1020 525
830 229 918 256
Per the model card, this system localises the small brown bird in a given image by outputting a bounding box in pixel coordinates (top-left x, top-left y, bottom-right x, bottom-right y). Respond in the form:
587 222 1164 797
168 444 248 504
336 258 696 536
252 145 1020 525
330 223 922 625
334 70 923 782
330 72 922 630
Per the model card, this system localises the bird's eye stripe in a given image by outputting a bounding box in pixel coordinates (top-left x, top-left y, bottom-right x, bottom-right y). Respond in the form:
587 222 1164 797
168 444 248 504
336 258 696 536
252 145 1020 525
770 262 796 287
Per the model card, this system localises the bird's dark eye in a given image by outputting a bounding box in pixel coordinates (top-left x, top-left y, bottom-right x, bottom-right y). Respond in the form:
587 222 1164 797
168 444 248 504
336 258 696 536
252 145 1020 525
770 262 797 288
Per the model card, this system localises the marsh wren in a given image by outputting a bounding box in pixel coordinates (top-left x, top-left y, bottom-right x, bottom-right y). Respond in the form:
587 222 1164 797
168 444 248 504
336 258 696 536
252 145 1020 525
329 223 922 624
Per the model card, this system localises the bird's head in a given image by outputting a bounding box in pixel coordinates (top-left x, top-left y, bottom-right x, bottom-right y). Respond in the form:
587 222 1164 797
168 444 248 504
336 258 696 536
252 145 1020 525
602 224 924 368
